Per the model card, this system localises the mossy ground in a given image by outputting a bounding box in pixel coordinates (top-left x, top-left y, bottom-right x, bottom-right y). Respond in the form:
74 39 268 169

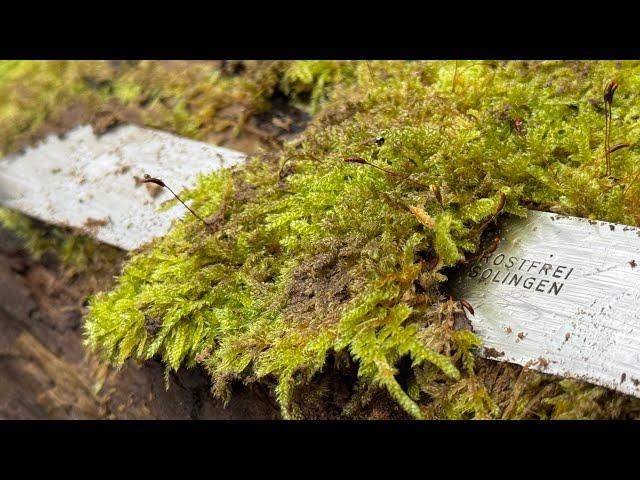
4 60 640 419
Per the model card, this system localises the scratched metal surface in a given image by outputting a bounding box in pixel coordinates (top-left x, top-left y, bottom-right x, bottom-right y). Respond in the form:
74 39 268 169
0 124 246 250
449 210 640 397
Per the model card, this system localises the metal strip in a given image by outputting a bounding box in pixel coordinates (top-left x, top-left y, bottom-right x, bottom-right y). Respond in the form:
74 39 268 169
449 210 640 396
0 124 246 250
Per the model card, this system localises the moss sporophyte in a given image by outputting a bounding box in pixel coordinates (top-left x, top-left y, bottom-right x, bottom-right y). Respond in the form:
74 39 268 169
5 60 640 418
142 174 212 229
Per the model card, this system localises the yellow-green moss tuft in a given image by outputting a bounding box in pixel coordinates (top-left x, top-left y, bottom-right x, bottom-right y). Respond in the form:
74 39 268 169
83 61 640 419
5 60 640 418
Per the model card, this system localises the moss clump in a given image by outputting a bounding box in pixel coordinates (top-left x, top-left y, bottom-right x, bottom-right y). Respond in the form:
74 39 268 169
0 60 346 155
0 207 122 275
81 60 640 419
5 60 640 418
281 60 355 112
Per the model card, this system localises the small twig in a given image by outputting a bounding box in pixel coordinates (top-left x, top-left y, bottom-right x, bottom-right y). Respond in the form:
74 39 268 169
603 80 619 177
461 236 501 264
365 60 375 83
430 184 443 206
608 142 630 155
501 366 529 420
452 61 459 93
142 174 211 228
468 192 507 238
458 299 475 316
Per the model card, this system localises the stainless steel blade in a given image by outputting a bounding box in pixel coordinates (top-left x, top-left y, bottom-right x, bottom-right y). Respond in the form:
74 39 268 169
0 124 246 250
448 210 640 397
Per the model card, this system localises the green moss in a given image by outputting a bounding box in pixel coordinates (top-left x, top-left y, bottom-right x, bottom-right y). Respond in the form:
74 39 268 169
82 61 640 419
0 207 121 274
0 60 338 155
280 60 354 112
5 60 640 418
0 61 99 152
